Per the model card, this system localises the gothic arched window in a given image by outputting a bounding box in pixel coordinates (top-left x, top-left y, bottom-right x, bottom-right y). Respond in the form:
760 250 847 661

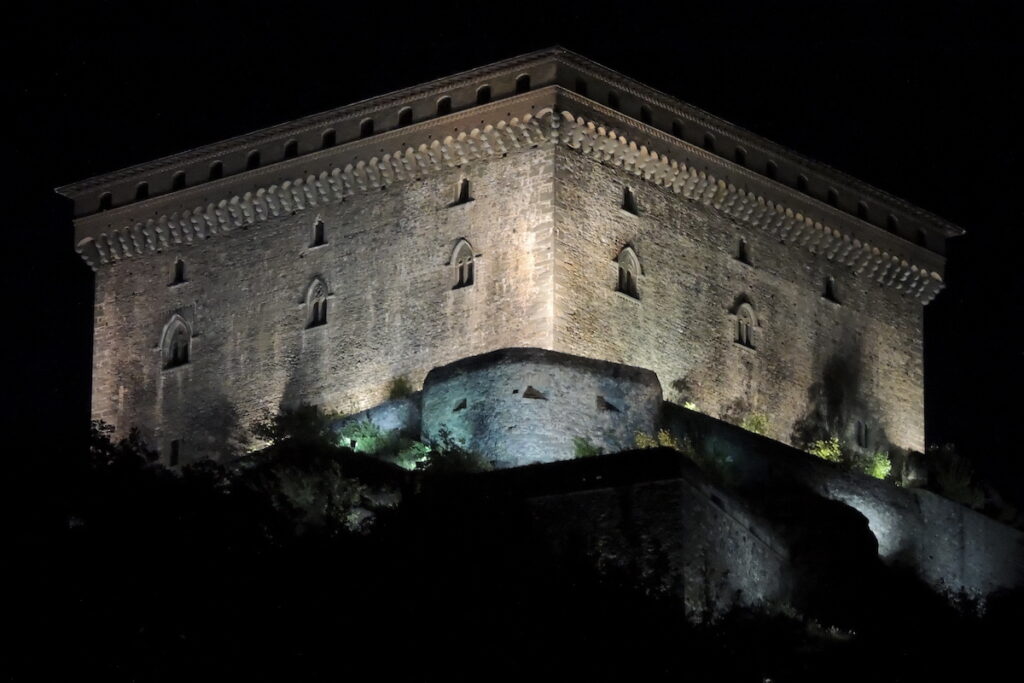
735 303 756 348
162 315 191 369
306 278 328 328
311 217 326 247
616 246 641 300
451 240 475 289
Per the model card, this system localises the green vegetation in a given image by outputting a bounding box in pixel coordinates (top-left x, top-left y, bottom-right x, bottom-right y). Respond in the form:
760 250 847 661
251 403 340 447
573 437 604 458
683 401 698 411
634 429 688 452
859 451 892 480
420 427 492 474
337 419 430 470
809 436 843 463
740 412 770 436
387 375 414 400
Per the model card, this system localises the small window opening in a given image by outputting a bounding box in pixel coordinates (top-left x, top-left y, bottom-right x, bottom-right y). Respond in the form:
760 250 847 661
616 247 640 300
322 129 336 148
915 229 928 247
857 200 869 220
453 398 467 413
766 160 778 180
172 259 186 285
607 91 619 110
855 420 869 448
164 320 191 369
672 120 685 139
574 78 588 96
596 396 620 412
734 147 747 166
209 161 223 180
824 276 839 303
737 239 751 265
284 140 299 159
360 118 374 138
311 218 326 247
398 107 413 128
887 214 900 233
169 439 181 467
135 182 149 200
247 150 261 170
476 85 491 105
735 304 755 348
454 178 472 205
515 74 531 94
621 187 639 215
453 241 474 289
640 105 652 125
523 386 547 400
99 192 112 211
827 187 839 207
172 171 186 191
703 133 716 152
436 96 452 116
306 280 328 328
797 174 808 193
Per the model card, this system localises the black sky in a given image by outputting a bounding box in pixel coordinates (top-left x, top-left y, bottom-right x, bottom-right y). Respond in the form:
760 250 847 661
7 2 1022 499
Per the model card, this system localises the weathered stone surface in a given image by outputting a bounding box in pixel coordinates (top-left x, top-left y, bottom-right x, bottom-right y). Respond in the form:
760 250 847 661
422 347 661 467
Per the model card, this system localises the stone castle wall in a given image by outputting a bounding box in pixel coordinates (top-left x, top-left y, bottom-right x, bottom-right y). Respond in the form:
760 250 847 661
552 145 925 452
90 146 556 460
421 348 662 467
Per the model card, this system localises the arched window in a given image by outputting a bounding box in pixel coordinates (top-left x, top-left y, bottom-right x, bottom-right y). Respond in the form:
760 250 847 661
607 92 619 109
887 214 900 233
735 303 756 348
135 182 149 200
827 187 839 207
616 246 641 300
360 118 374 138
247 150 261 170
797 174 809 193
99 192 112 211
162 315 191 369
284 140 299 159
855 420 869 448
172 171 186 191
621 186 638 215
916 229 928 247
476 85 491 105
451 240 475 289
171 258 186 285
322 129 336 148
824 276 839 303
672 120 685 139
857 200 869 220
209 161 224 180
737 238 751 265
437 96 452 116
640 105 652 124
734 147 747 166
311 217 326 247
766 160 778 180
454 178 472 205
703 133 716 152
398 107 413 127
515 74 531 94
306 278 328 328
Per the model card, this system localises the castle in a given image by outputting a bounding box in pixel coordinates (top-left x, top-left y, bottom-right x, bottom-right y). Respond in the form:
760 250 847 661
57 47 963 465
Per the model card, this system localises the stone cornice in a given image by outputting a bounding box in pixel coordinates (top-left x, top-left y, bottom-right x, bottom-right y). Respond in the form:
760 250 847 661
73 100 946 305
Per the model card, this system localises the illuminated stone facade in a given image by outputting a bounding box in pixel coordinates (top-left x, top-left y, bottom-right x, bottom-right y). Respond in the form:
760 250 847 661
58 48 962 463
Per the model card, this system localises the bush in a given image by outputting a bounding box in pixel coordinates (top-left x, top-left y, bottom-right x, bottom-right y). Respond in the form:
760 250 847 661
251 404 339 447
740 412 770 436
634 429 687 452
809 436 843 463
859 451 892 480
421 427 492 475
573 437 604 458
387 376 414 400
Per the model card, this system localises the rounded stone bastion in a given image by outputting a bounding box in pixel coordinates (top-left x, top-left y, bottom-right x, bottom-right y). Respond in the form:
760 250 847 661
421 347 663 468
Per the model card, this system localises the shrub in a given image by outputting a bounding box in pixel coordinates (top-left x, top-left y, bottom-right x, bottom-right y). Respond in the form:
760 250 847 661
740 412 770 436
860 451 892 480
251 404 339 447
573 437 604 458
421 427 492 475
337 419 386 453
387 376 414 400
634 429 687 452
809 436 843 463
683 401 698 411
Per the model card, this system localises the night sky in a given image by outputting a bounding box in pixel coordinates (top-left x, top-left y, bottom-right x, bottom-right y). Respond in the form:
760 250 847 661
8 2 1022 501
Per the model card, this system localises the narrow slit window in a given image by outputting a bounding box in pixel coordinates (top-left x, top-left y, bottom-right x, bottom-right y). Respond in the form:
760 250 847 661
857 200 869 220
622 187 638 215
209 161 223 180
454 178 472 205
827 187 839 207
172 171 186 191
734 147 747 166
135 182 149 200
766 160 778 180
169 439 181 467
737 239 751 265
824 276 839 303
887 214 900 233
515 74 530 94
311 218 326 247
99 192 112 211
398 107 413 128
437 96 452 116
916 229 928 247
703 133 716 152
322 129 336 148
247 150 260 170
476 85 491 105
360 118 374 138
284 140 299 159
172 259 186 285
797 174 808 193
855 420 869 448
